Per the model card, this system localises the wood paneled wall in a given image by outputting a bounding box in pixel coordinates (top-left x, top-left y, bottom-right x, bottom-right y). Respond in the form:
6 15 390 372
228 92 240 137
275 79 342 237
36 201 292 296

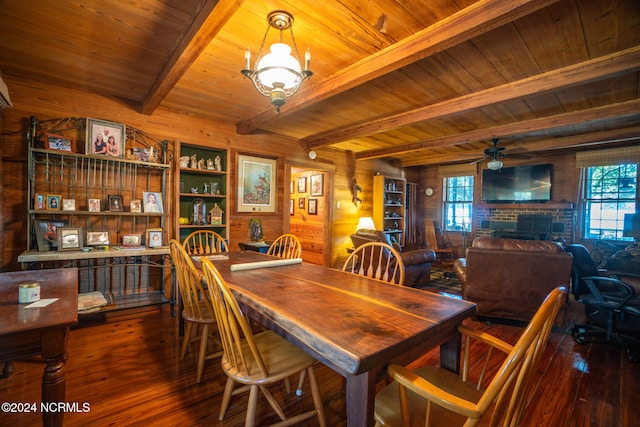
0 75 403 271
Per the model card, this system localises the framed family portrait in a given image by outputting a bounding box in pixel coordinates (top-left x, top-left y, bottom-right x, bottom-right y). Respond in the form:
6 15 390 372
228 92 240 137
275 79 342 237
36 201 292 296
57 227 82 251
86 118 125 157
33 219 67 251
108 195 123 212
45 133 74 152
146 228 163 248
237 154 276 213
88 198 101 212
86 231 109 246
122 233 142 247
308 198 318 215
46 194 61 210
310 174 324 196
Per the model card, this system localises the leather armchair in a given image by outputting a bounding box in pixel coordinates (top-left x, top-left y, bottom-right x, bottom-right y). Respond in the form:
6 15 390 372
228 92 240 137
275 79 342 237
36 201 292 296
454 237 573 322
350 229 436 286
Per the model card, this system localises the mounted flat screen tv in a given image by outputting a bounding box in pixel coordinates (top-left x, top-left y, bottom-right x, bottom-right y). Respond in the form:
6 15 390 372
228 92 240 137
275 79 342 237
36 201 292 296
482 164 552 203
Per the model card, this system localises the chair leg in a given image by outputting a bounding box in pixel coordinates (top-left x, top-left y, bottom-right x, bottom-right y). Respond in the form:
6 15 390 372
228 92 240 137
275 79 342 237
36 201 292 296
246 385 259 427
219 377 235 420
296 370 306 396
307 366 327 427
180 322 193 360
196 324 209 383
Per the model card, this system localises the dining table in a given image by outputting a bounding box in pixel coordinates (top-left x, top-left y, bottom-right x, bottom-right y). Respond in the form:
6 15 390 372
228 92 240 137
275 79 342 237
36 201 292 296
0 267 78 427
194 251 476 426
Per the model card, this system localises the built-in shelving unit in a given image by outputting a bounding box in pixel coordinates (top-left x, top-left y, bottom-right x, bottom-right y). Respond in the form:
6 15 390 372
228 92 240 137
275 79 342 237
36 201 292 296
17 116 173 313
373 174 407 246
175 142 229 244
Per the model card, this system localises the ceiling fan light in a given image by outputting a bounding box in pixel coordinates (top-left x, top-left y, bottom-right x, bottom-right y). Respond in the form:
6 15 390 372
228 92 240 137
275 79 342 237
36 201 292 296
487 159 503 170
256 43 302 89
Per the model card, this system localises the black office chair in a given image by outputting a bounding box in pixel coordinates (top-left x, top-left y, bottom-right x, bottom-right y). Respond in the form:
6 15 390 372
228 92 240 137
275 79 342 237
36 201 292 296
565 244 640 362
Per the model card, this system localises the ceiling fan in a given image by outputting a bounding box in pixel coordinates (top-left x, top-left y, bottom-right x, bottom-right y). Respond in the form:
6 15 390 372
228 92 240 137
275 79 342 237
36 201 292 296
474 138 532 170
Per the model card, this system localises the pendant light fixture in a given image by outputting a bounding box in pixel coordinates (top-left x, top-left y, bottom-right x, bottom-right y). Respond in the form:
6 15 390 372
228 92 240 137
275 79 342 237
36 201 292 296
241 11 313 114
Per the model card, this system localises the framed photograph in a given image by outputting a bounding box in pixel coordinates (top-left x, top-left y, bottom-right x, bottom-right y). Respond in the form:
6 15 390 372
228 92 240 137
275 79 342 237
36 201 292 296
290 199 294 215
143 191 163 213
249 218 264 241
146 228 163 248
130 147 159 163
122 234 142 247
57 227 82 251
86 231 110 246
33 219 67 251
310 174 324 196
108 195 123 212
62 198 76 211
34 193 45 210
297 176 307 193
237 154 276 213
46 194 61 210
298 197 305 210
86 118 125 157
308 198 318 215
130 199 142 213
45 133 74 152
290 180 295 194
88 198 101 212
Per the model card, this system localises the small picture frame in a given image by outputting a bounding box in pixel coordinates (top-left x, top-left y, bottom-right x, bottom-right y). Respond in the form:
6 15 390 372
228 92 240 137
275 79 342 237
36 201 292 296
298 197 305 210
310 174 324 196
45 133 74 152
249 218 263 242
143 191 163 213
297 176 307 193
86 118 125 157
146 228 163 248
34 193 45 210
122 233 142 247
108 195 123 212
290 199 294 215
62 198 76 211
88 198 101 212
130 199 142 213
86 231 110 246
46 194 61 210
57 227 82 251
308 198 318 215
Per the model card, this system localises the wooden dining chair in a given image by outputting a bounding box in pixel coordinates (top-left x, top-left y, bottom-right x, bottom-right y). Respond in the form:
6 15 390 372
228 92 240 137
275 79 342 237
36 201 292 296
182 230 228 254
199 257 327 427
342 241 405 285
169 239 222 383
267 233 302 259
425 222 455 264
374 286 567 427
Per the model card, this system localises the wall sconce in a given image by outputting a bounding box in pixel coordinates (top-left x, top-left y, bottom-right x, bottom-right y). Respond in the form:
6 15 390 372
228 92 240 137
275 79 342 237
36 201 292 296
352 179 363 206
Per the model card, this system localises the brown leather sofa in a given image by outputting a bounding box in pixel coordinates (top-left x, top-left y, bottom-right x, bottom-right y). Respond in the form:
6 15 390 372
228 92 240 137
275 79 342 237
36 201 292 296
453 237 573 322
350 229 436 286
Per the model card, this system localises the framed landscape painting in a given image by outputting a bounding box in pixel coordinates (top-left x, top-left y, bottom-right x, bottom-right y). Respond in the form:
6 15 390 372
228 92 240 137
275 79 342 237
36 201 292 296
237 154 276 213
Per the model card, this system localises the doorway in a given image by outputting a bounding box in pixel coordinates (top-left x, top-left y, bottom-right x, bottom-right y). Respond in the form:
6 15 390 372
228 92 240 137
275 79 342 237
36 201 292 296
287 161 334 266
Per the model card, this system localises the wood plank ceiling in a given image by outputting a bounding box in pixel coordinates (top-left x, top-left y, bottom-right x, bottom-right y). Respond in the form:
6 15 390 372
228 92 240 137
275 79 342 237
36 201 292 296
1 0 638 168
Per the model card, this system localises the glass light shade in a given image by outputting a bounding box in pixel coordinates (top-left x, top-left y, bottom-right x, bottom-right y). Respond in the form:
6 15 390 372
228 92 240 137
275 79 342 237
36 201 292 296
256 43 302 89
356 216 376 232
487 159 503 170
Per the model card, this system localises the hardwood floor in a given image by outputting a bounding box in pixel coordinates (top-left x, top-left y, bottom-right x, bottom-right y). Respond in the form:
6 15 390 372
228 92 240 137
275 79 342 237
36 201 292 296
2 295 639 426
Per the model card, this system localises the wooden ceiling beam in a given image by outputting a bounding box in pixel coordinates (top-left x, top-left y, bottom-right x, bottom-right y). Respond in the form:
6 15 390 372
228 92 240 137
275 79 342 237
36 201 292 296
236 0 559 135
304 46 640 148
140 0 244 115
402 127 640 167
356 99 640 160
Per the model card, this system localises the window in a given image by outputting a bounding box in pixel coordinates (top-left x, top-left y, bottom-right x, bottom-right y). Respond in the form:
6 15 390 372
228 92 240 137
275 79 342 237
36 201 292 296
583 164 637 241
444 175 473 232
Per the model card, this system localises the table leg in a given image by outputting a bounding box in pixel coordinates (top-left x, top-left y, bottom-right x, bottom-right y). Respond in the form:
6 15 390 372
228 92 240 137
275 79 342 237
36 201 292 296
345 369 376 427
440 327 462 373
40 327 69 427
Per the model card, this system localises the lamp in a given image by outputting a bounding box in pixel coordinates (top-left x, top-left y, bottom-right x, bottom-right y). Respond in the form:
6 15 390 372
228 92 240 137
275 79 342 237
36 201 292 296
241 11 312 114
487 158 503 170
623 213 640 244
356 217 376 232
